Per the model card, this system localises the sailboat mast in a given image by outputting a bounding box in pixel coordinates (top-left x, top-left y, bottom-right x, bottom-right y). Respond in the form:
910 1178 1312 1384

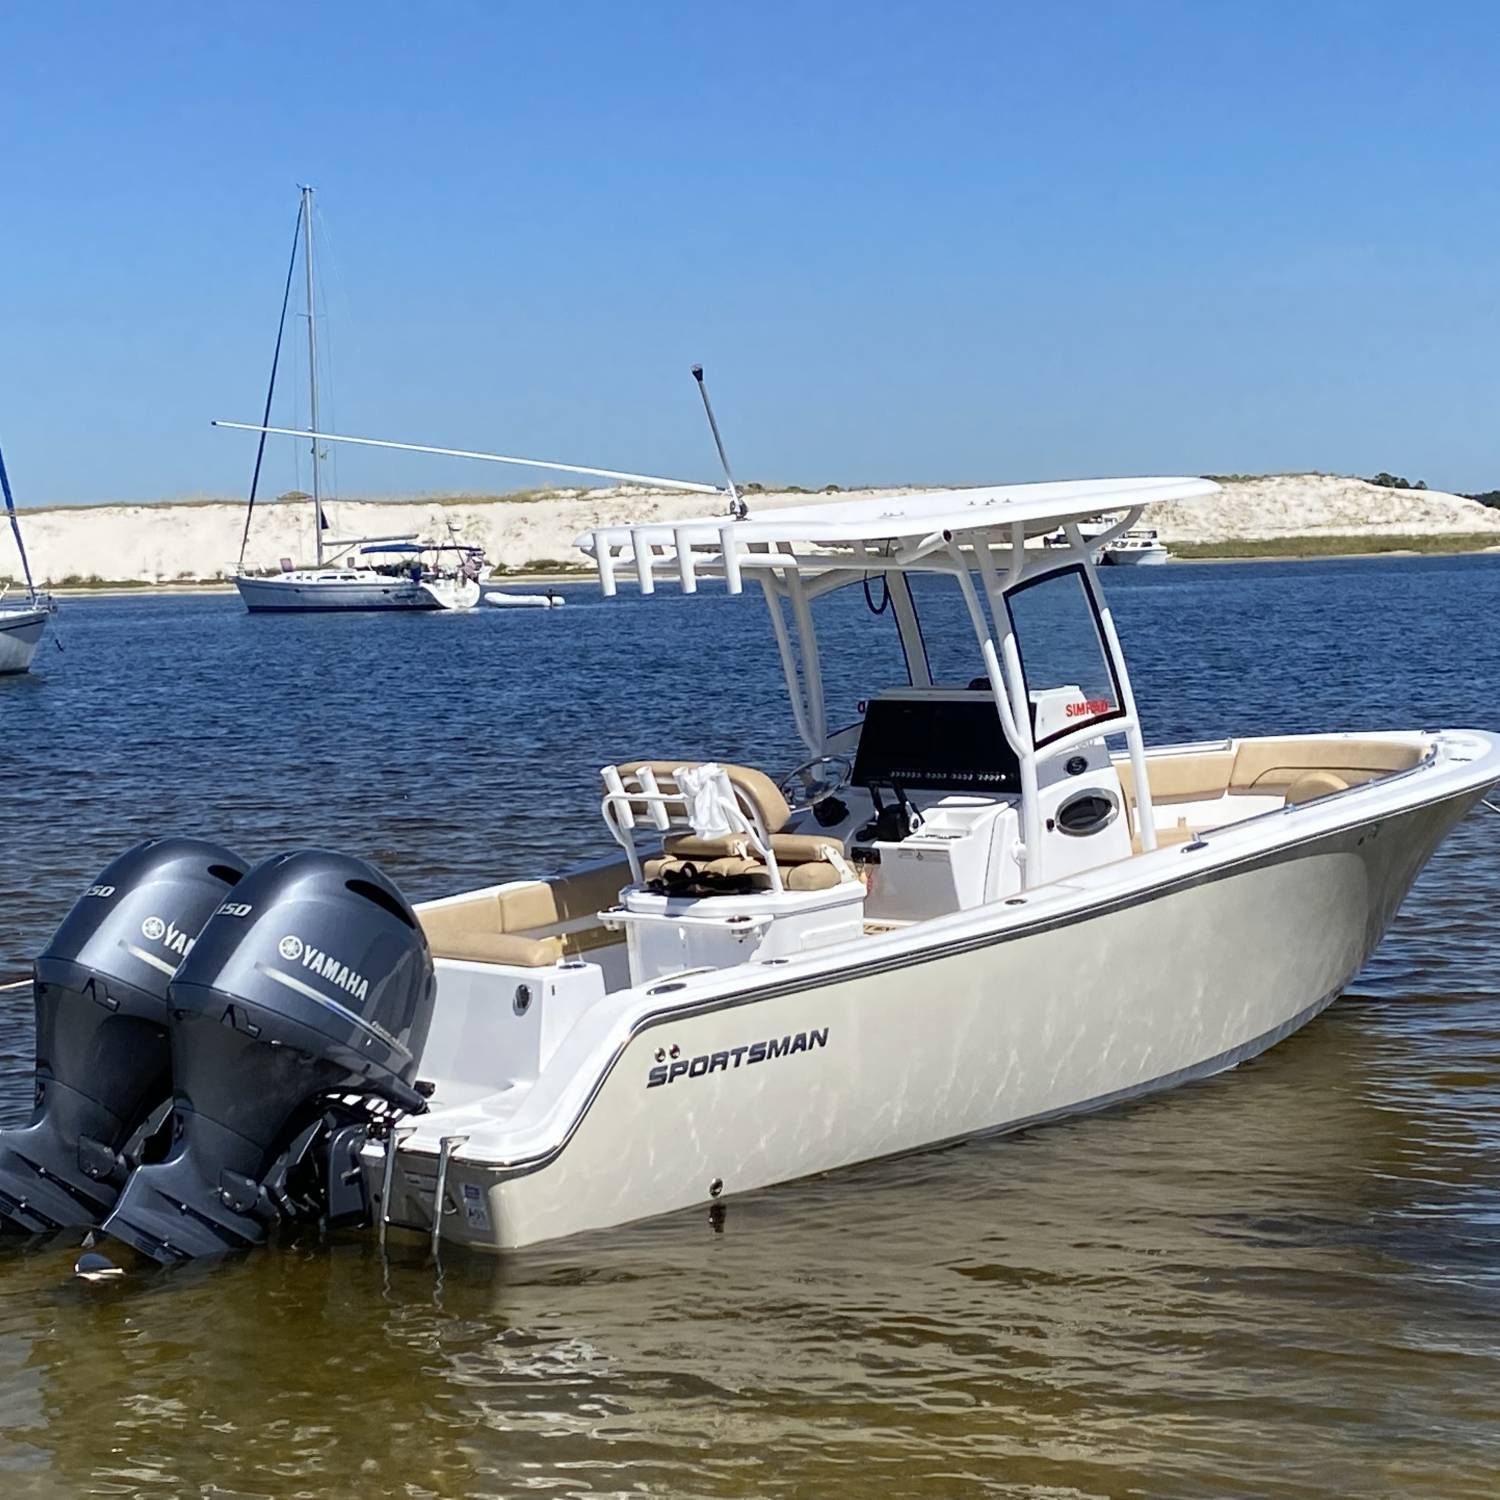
301 185 325 566
0 438 38 603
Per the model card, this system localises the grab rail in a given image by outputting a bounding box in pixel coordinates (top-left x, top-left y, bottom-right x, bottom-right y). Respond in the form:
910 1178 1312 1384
600 764 785 894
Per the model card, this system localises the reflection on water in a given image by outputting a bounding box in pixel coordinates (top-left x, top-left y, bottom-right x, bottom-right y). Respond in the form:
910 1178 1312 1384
1 559 1499 1496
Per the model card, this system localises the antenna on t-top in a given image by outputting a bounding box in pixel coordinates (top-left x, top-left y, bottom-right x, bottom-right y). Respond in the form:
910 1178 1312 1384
691 364 747 519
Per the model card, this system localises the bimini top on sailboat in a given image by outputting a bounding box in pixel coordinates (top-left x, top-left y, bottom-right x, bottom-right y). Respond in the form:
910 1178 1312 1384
0 436 55 676
230 188 484 614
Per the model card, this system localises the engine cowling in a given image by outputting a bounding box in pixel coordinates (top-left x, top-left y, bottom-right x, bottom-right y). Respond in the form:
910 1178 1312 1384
0 839 248 1234
102 849 435 1262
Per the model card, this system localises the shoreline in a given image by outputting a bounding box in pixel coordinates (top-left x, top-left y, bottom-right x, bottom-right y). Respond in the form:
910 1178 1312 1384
42 546 1500 599
11 476 1500 588
1168 542 1500 564
49 571 593 599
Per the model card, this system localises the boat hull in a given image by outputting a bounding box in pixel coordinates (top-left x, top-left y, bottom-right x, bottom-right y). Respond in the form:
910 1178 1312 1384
419 578 481 611
482 589 563 609
235 573 438 612
1103 546 1169 565
378 774 1483 1252
0 606 48 673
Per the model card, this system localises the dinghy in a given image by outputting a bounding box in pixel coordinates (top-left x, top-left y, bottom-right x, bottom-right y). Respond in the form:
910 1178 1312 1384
482 588 563 609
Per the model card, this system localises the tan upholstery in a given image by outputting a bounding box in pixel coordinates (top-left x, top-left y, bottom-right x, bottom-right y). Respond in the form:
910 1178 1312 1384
1117 736 1429 859
1283 770 1350 806
1116 751 1235 806
769 832 847 864
616 760 792 835
1119 738 1426 816
1227 738 1424 791
644 854 843 892
612 759 857 894
425 931 564 967
661 830 846 865
417 861 630 968
663 832 750 860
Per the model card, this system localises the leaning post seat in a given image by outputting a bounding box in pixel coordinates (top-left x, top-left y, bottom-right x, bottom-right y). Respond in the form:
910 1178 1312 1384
603 760 856 894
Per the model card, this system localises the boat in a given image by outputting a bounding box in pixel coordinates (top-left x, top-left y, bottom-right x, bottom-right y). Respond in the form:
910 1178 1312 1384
0 593 49 675
1043 514 1113 558
482 587 564 609
231 188 485 614
4 388 1497 1266
1102 526 1170 565
352 540 483 611
0 435 54 675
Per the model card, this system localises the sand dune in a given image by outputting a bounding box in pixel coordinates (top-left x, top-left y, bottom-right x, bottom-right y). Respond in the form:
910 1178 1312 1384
2 475 1497 585
1148 474 1500 543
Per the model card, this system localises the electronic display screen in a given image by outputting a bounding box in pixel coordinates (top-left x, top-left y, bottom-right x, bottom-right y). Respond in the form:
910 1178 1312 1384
851 696 1021 794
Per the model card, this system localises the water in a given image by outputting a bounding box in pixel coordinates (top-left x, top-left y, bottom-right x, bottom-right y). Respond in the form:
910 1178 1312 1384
2 559 1499 1498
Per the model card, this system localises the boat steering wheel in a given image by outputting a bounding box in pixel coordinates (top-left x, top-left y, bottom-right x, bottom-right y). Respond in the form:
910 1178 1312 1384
778 754 854 813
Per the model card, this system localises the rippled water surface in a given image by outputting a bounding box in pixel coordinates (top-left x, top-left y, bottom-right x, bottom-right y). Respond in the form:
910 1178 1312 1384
2 558 1500 1498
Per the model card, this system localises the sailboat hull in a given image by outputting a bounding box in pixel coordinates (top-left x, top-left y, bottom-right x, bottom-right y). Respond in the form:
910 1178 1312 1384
0 606 47 673
234 572 439 612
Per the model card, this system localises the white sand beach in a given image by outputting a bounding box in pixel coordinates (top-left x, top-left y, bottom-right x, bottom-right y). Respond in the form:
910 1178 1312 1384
3 475 1499 586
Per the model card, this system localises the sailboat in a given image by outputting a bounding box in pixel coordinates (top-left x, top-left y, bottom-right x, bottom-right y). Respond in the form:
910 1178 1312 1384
0 436 54 674
232 188 483 613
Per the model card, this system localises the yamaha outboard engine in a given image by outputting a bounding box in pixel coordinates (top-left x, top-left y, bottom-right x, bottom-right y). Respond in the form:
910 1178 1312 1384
102 850 435 1263
0 839 248 1235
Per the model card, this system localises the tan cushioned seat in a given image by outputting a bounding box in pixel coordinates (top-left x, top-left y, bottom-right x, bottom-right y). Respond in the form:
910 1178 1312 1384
424 931 564 967
1283 770 1350 806
487 862 630 931
616 760 792 835
644 854 842 892
616 761 851 892
1116 750 1236 806
1228 738 1424 791
1120 739 1425 809
662 830 846 864
418 861 630 967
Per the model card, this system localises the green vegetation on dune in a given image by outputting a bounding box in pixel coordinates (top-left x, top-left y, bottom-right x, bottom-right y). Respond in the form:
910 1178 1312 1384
1173 532 1500 560
490 558 591 578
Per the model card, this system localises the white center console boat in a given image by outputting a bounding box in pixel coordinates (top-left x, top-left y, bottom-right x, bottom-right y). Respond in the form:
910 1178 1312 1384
356 476 1499 1254
7 449 1497 1268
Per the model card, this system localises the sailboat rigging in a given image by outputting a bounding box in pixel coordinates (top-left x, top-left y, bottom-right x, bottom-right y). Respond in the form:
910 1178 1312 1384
232 188 483 613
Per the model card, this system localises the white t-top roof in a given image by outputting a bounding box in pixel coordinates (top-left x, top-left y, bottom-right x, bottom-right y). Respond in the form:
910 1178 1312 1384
578 476 1218 553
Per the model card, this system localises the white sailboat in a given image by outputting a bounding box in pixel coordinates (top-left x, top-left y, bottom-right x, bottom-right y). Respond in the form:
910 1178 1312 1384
232 188 483 613
0 437 54 675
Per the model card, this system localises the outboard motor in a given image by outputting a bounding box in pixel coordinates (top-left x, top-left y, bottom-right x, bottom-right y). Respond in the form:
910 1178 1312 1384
102 850 435 1263
0 839 248 1235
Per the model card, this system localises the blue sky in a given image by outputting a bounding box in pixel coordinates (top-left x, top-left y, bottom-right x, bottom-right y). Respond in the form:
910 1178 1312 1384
3 2 1499 504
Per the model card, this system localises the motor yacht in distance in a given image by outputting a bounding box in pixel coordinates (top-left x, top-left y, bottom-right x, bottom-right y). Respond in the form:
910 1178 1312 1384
1102 526 1170 565
7 378 1499 1269
0 436 54 674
